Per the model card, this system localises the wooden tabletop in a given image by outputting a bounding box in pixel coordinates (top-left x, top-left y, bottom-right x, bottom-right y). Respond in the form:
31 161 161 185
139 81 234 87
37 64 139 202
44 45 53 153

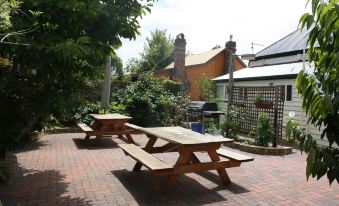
90 113 132 120
137 126 233 145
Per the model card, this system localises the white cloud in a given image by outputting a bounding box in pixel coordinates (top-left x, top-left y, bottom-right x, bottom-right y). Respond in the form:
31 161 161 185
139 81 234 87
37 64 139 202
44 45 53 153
117 0 310 64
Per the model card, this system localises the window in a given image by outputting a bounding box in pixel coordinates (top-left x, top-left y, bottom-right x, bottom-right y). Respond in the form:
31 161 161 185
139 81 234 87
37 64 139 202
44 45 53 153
286 85 292 101
282 85 293 102
224 86 229 101
216 85 225 100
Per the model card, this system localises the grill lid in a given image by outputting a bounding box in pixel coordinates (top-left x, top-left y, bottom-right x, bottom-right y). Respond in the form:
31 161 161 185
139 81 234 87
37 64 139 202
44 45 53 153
188 101 218 111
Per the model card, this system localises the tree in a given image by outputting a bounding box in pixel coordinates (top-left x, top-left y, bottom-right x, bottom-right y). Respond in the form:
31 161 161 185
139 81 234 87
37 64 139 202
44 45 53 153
0 0 154 159
296 0 338 184
0 0 20 30
198 77 215 101
112 55 124 77
125 29 174 72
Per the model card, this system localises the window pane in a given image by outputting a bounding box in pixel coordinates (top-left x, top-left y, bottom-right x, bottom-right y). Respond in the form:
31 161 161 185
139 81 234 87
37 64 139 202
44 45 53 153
224 85 229 101
286 85 292 101
216 85 224 99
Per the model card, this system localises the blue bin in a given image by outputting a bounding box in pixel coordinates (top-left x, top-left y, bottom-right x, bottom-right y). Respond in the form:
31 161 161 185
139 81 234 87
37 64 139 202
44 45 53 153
191 123 203 134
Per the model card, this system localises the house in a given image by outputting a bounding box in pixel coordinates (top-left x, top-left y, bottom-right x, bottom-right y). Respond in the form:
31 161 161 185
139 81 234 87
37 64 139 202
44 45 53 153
212 28 328 146
154 34 246 100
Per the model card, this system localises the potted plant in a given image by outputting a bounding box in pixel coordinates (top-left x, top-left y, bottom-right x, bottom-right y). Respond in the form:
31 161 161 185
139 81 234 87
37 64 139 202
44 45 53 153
254 93 273 109
255 112 275 147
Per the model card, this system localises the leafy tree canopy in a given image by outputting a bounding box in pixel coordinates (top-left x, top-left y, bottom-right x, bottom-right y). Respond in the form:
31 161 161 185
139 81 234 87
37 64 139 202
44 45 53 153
0 0 154 158
112 55 124 77
296 0 338 184
125 28 174 73
0 0 21 30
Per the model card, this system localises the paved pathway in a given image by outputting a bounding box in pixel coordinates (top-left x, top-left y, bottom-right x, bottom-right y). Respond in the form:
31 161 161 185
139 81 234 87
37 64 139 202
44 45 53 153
0 133 338 206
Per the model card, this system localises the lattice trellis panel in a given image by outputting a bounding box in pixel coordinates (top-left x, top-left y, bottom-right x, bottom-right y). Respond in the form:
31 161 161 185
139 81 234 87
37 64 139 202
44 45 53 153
230 85 285 144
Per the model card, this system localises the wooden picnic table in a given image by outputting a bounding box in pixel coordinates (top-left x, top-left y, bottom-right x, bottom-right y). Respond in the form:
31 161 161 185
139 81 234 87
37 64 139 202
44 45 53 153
77 113 140 142
119 125 254 192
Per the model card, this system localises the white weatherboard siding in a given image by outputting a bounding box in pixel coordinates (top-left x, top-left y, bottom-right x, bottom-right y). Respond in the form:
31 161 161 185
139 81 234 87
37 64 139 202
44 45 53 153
215 78 328 146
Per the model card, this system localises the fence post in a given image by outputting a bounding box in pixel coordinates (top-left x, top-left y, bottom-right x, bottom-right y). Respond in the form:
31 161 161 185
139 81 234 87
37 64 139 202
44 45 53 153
273 86 279 147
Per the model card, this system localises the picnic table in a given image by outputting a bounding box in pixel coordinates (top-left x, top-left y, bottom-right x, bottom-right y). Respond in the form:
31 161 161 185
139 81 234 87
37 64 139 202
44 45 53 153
77 113 140 142
119 124 254 192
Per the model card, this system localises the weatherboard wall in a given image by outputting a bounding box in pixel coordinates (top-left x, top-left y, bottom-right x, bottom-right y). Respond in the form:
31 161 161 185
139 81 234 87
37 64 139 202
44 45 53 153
215 78 327 146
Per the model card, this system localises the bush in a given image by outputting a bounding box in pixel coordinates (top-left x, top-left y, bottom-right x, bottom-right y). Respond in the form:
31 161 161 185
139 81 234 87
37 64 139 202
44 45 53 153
111 73 189 127
255 112 275 147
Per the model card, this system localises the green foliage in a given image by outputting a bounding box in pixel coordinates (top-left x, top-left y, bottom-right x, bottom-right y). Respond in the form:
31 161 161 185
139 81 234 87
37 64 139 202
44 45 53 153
285 120 302 143
198 77 215 101
64 101 126 126
222 105 247 138
111 73 189 127
0 0 21 30
125 29 174 73
0 0 154 159
255 112 274 147
255 93 271 104
160 77 181 94
297 0 339 184
112 55 124 77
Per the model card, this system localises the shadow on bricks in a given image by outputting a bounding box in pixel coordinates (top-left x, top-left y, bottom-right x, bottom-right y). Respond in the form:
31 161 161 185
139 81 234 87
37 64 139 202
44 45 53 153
111 169 230 205
72 138 119 150
195 171 251 194
0 168 92 206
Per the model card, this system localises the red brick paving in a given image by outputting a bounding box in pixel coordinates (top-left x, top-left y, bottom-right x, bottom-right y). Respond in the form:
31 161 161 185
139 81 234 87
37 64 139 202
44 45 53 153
0 133 338 206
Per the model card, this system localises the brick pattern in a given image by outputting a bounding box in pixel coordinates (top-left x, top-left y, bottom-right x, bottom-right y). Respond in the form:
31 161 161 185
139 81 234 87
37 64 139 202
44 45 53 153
0 133 338 206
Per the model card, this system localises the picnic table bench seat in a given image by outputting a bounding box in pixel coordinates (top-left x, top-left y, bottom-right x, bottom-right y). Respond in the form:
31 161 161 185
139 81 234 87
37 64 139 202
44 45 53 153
77 123 94 135
217 148 254 162
119 143 173 171
124 123 143 131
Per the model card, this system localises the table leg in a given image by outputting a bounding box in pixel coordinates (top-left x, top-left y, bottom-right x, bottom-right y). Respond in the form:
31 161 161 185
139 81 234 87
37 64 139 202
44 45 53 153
208 150 231 184
120 124 135 144
125 134 135 144
95 122 110 141
190 153 201 164
133 136 157 171
163 150 192 193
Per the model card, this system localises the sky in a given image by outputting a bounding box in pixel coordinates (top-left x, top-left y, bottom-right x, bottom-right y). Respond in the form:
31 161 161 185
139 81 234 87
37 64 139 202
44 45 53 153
116 0 311 65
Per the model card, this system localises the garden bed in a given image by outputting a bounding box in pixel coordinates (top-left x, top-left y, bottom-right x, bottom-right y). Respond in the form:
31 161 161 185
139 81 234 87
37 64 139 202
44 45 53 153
225 141 292 155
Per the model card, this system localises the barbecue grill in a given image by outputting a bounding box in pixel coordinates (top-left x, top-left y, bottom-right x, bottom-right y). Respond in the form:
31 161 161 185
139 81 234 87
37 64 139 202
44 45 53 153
186 101 225 131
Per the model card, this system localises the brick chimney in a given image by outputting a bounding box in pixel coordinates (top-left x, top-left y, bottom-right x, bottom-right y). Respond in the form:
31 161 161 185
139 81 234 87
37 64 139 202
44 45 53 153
224 37 236 74
171 33 190 92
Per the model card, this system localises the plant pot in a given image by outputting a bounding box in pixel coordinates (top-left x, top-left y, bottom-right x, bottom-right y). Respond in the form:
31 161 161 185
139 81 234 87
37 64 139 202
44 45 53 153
255 102 273 109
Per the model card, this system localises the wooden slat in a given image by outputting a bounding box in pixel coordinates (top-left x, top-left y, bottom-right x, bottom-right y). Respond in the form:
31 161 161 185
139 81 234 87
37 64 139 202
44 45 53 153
154 160 239 176
137 126 233 145
77 123 93 132
217 148 254 162
125 123 143 130
85 129 141 136
90 113 132 120
119 144 173 171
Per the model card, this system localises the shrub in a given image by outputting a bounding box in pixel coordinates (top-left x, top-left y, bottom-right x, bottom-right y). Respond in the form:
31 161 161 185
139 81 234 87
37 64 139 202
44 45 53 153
255 112 275 147
111 73 189 127
198 77 215 101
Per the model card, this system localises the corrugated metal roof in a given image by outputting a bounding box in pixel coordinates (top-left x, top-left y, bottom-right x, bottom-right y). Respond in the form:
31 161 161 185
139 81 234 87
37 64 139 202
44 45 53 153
255 28 312 58
164 48 224 69
212 62 313 81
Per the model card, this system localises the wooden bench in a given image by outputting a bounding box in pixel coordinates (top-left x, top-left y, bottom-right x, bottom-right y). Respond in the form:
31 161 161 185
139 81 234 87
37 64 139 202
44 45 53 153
118 144 173 171
217 148 254 162
124 123 143 131
77 123 94 135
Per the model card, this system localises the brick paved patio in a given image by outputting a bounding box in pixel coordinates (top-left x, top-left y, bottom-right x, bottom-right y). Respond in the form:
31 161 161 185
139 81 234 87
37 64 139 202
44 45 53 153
0 133 338 206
